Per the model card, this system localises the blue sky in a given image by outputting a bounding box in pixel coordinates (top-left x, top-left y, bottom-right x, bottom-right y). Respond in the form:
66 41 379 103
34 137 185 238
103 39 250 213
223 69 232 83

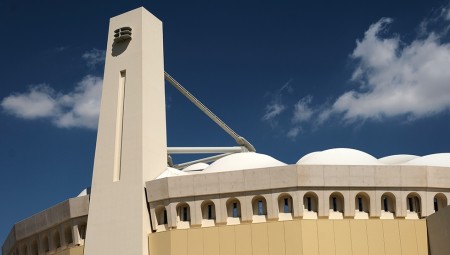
1 0 450 243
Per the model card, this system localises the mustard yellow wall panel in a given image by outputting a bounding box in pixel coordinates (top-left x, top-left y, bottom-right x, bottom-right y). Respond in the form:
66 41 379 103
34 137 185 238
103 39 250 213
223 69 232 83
398 220 418 255
251 223 269 255
301 220 319 255
350 220 369 255
219 226 236 255
149 231 171 255
284 220 303 255
382 220 401 255
235 224 252 255
267 222 286 255
333 220 352 255
171 229 188 255
366 220 385 255
147 218 429 255
69 246 85 255
317 220 335 255
203 227 220 255
414 220 428 255
187 228 204 255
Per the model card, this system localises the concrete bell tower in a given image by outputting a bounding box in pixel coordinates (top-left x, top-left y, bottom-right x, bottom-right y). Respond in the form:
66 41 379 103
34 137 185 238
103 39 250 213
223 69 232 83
84 7 167 255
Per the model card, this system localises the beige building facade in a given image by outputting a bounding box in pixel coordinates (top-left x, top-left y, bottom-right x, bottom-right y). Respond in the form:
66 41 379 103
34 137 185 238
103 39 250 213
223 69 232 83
3 6 450 255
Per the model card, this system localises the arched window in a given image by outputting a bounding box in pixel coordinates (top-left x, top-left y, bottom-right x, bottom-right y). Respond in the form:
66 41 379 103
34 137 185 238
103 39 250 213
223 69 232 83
155 206 168 226
31 240 38 255
434 193 447 212
64 226 73 245
380 192 396 219
278 194 293 221
175 203 191 229
303 192 318 219
201 200 216 227
406 193 421 219
252 196 267 223
53 231 61 249
78 224 86 240
329 192 344 219
201 200 216 220
41 235 49 253
354 192 370 219
226 198 241 225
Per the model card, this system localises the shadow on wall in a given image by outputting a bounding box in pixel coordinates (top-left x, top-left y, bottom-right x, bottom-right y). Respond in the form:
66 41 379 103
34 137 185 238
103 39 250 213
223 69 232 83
426 205 450 255
112 40 131 57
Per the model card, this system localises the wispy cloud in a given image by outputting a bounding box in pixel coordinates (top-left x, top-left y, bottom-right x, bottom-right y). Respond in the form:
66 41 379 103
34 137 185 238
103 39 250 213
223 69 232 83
269 4 450 141
320 14 450 122
262 79 293 126
82 48 106 69
285 95 315 139
292 96 314 124
286 127 300 140
1 75 102 129
55 46 69 52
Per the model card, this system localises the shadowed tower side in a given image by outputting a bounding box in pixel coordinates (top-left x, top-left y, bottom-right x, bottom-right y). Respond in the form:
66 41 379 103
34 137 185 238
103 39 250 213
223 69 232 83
84 7 167 255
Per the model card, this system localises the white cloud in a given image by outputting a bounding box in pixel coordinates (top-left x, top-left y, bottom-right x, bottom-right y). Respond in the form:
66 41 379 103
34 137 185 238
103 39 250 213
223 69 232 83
1 85 59 119
286 127 300 140
292 96 314 123
262 103 286 121
446 8 450 20
322 16 450 122
262 79 293 124
82 49 106 69
1 75 102 129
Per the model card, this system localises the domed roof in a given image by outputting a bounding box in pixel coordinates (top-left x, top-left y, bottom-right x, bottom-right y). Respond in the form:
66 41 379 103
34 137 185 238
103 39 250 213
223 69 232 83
183 163 209 171
297 151 321 164
297 148 381 165
402 153 450 167
378 154 419 164
203 152 286 173
156 167 189 179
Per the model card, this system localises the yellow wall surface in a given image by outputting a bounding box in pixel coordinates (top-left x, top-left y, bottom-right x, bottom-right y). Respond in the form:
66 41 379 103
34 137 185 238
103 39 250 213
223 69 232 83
54 246 85 255
148 219 428 255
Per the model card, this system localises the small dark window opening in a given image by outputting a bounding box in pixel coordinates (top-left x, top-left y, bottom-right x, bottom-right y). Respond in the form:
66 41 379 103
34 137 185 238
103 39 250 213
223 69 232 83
258 200 264 215
383 197 388 212
208 204 213 219
233 202 238 218
408 197 414 212
182 207 188 221
163 210 168 224
332 197 337 212
358 197 363 211
284 198 289 213
307 197 312 211
434 198 439 212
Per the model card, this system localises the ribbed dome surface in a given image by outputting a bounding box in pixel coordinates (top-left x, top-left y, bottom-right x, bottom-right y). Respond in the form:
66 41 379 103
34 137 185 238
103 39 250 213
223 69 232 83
378 154 419 164
402 153 450 167
203 152 286 173
297 148 381 165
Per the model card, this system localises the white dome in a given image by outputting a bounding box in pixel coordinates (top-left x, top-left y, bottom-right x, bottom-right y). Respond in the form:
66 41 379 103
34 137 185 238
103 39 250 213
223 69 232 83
183 163 209 171
156 167 189 179
297 148 381 165
203 152 286 173
378 154 419 164
297 151 320 164
402 153 450 167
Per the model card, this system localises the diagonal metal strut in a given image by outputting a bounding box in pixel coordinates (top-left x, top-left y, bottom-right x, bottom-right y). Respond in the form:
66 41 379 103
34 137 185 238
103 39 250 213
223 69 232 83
164 71 256 152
